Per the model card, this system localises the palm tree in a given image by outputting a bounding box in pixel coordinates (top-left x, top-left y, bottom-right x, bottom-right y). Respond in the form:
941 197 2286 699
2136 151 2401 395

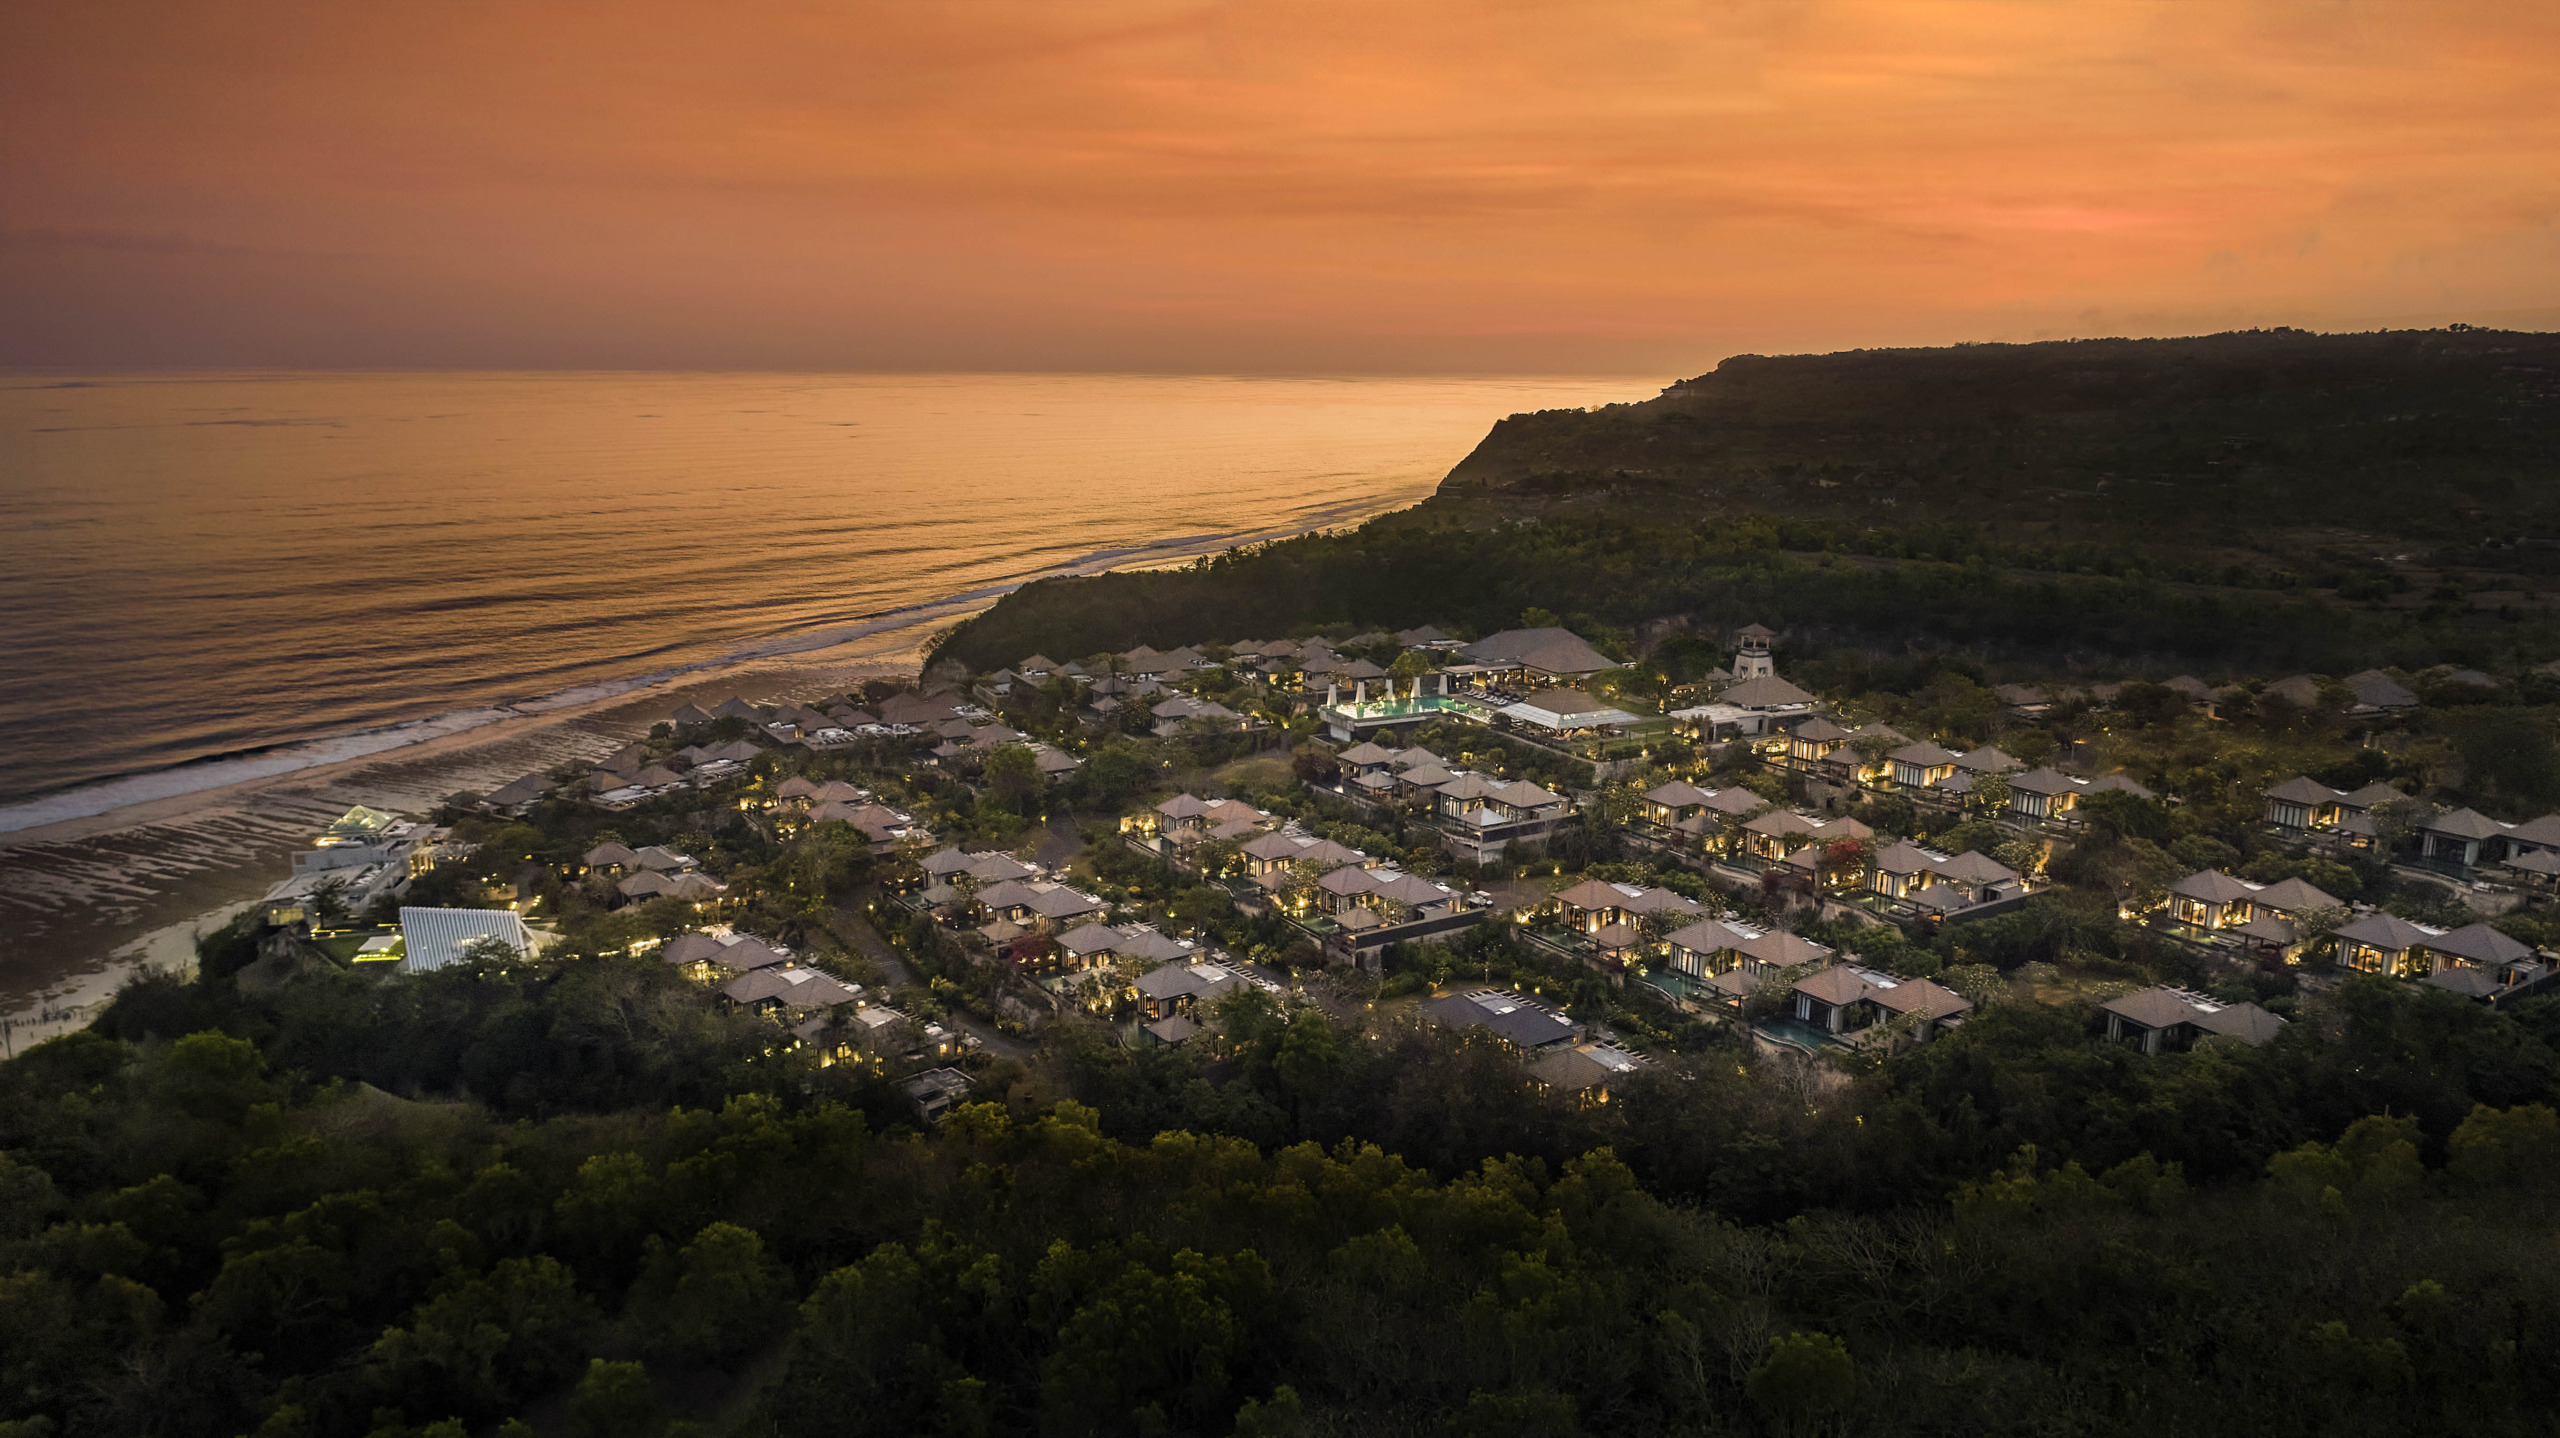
1389 648 1435 702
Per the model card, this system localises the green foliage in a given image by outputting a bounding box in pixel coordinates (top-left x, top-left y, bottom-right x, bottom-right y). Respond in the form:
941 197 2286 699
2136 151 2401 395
774 1231 1004 1438
1231 1385 1304 1438
2439 707 2560 810
368 1256 596 1419
1452 329 2560 555
2446 1102 2560 1187
2170 832 2241 874
97 953 780 1118
569 1359 662 1438
2075 789 2172 843
1954 1146 2188 1222
934 508 2526 683
1444 1388 1580 1438
2239 850 2362 902
1746 1332 1854 1435
14 887 2560 1437
625 1221 786 1362
0 1150 61 1238
196 912 266 984
936 332 2560 681
981 744 1046 815
1037 1245 1269 1435
2265 1114 2425 1214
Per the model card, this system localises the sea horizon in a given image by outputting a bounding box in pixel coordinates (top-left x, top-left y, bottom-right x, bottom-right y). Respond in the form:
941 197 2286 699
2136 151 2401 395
0 370 1653 834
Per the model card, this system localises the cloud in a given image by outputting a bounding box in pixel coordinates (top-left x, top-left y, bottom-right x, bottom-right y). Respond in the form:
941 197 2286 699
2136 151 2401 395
1 0 2555 369
0 228 359 260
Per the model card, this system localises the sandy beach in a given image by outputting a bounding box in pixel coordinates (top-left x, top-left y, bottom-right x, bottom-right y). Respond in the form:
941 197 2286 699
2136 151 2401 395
0 632 931 1030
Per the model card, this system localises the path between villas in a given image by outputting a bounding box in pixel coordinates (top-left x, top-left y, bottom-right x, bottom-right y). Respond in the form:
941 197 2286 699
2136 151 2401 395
828 902 1037 1064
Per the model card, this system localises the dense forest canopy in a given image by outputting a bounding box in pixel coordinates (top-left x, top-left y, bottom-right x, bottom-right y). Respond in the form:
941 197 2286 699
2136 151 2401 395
1441 327 2560 549
8 931 2560 1437
933 329 2560 677
932 512 2557 680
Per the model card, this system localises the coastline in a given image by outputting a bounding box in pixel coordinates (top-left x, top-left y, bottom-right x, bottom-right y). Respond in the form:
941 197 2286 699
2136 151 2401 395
0 899 250 1058
0 373 1541 1036
0 625 935 1030
0 522 1412 1032
0 486 1424 838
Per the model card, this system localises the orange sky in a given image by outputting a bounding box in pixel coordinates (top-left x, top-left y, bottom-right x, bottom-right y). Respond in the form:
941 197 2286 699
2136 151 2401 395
5 0 2556 371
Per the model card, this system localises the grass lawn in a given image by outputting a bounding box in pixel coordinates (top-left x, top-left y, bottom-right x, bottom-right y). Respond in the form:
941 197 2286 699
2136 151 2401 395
1215 755 1295 791
314 929 399 963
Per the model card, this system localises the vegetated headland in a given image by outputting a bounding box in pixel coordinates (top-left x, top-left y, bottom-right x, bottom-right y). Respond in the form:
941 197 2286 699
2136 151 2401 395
935 326 2560 678
13 327 2560 1438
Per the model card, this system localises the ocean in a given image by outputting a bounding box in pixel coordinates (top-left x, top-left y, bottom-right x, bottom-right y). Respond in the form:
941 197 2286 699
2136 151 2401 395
0 372 1647 832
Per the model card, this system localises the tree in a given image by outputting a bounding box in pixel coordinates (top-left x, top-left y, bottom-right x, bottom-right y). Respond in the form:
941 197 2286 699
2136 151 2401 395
2169 832 2240 874
369 1257 596 1419
1746 1332 1854 1437
1446 1388 1582 1437
1596 782 1647 831
570 1359 663 1438
1164 884 1236 933
554 1152 659 1264
1036 1249 1264 1435
456 934 526 973
1967 774 2012 819
1847 732 1898 769
1933 819 2002 860
770 822 858 907
0 1152 60 1240
2005 726 2061 766
1939 964 2003 1008
2447 1102 2560 1187
2369 795 2436 856
2117 837 2188 910
1193 838 1243 882
628 1222 786 1363
309 876 352 930
1232 1385 1305 1438
1273 1011 1345 1130
773 1237 1002 1438
2110 682 2189 729
2284 904 2349 963
1992 836 2045 878
1388 648 1435 699
1072 748 1149 812
1622 654 1678 710
1820 838 1874 888
983 746 1045 816
2446 708 2560 807
1290 746 1339 786
1279 860 1326 915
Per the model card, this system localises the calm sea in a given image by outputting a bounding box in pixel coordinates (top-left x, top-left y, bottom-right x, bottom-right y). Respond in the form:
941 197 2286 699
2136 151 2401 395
0 372 1646 828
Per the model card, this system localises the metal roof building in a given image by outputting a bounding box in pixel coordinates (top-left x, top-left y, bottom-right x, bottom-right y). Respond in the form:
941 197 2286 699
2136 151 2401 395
397 907 534 973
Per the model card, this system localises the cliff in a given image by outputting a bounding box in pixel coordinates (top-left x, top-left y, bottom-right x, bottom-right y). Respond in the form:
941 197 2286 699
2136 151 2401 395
932 328 2560 674
1436 327 2560 553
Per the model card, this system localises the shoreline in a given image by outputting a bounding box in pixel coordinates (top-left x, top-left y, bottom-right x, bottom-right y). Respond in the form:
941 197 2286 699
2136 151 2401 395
0 624 938 1029
0 481 1431 838
0 899 249 1058
0 480 1459 1035
0 597 981 855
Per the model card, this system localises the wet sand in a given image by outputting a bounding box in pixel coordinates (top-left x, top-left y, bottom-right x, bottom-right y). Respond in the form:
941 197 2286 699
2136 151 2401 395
0 636 926 1029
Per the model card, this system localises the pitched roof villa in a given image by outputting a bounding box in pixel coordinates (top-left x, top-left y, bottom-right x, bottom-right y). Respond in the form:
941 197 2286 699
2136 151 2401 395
1461 628 1618 679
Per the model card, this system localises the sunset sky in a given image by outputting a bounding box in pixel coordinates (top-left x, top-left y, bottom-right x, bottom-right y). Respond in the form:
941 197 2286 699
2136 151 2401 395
5 0 2556 373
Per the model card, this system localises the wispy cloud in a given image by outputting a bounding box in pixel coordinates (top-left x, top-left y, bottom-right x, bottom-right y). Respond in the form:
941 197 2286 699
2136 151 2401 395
2 0 2554 369
0 228 361 260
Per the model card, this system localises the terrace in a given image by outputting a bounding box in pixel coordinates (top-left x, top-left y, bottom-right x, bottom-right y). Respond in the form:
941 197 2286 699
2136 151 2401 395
1318 690 1487 738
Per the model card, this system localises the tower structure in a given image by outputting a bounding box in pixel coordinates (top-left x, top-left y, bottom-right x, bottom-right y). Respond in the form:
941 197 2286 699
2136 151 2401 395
1733 623 1776 680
